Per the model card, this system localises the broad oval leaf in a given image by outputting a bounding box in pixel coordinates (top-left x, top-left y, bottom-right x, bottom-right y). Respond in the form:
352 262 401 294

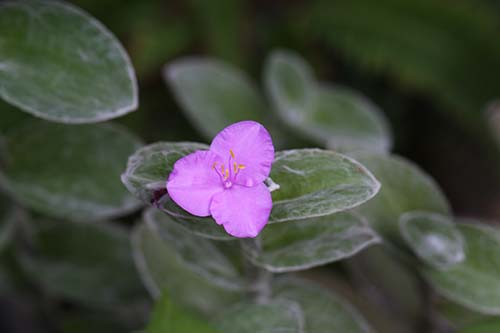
424 222 500 315
18 218 146 309
164 57 299 149
265 50 392 153
0 120 143 221
270 149 381 223
165 58 267 139
400 211 465 269
0 1 137 123
121 142 208 204
243 213 380 272
353 153 450 238
122 144 381 236
143 208 245 290
217 300 304 333
131 222 242 316
121 142 230 240
275 278 373 333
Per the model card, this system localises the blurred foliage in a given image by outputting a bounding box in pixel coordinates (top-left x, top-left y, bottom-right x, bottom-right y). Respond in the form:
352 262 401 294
1 0 500 332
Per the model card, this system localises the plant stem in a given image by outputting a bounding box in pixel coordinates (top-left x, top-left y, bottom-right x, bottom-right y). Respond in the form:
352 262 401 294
240 238 273 303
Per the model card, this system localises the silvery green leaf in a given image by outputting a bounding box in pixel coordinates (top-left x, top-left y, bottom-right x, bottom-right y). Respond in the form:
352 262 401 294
270 149 381 223
353 153 450 238
274 278 373 333
265 50 391 153
0 120 143 222
423 222 500 315
217 300 304 333
19 218 146 309
164 57 296 149
131 222 242 316
143 207 245 290
0 1 137 123
400 211 465 269
122 144 380 235
147 293 216 333
121 142 208 204
243 213 380 272
121 142 230 240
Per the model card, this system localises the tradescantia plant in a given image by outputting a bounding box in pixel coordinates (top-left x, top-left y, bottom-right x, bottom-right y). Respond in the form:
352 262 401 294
1 1 500 333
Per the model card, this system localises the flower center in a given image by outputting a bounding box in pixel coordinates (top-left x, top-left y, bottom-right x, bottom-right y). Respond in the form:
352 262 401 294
212 149 245 188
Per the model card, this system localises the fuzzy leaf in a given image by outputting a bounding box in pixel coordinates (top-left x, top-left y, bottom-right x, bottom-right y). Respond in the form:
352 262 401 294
265 50 391 152
143 208 245 289
353 153 450 238
131 222 242 316
270 149 380 223
0 1 137 123
400 211 465 269
243 213 380 272
424 222 500 315
122 144 381 232
275 278 373 333
165 57 298 149
0 120 142 221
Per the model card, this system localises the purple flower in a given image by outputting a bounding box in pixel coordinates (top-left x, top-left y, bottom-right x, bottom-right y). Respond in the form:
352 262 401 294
166 121 275 238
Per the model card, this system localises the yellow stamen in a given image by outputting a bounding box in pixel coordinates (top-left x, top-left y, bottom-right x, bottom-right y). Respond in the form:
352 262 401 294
212 162 217 170
233 162 238 173
238 164 246 170
224 169 229 180
221 165 225 174
230 149 235 159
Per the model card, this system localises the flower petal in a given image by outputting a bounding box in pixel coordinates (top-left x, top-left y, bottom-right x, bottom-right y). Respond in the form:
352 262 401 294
210 183 272 238
166 150 224 216
210 120 274 187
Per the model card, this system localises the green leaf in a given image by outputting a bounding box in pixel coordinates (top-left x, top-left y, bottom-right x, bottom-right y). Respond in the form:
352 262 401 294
164 57 296 149
243 213 380 272
217 300 304 333
459 318 500 333
0 1 137 123
424 222 500 315
353 153 450 238
0 120 142 221
399 211 464 269
123 144 381 235
19 218 146 309
270 149 381 223
143 208 245 290
274 278 373 333
122 142 231 240
147 293 216 333
131 222 242 316
122 142 208 204
265 50 392 153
